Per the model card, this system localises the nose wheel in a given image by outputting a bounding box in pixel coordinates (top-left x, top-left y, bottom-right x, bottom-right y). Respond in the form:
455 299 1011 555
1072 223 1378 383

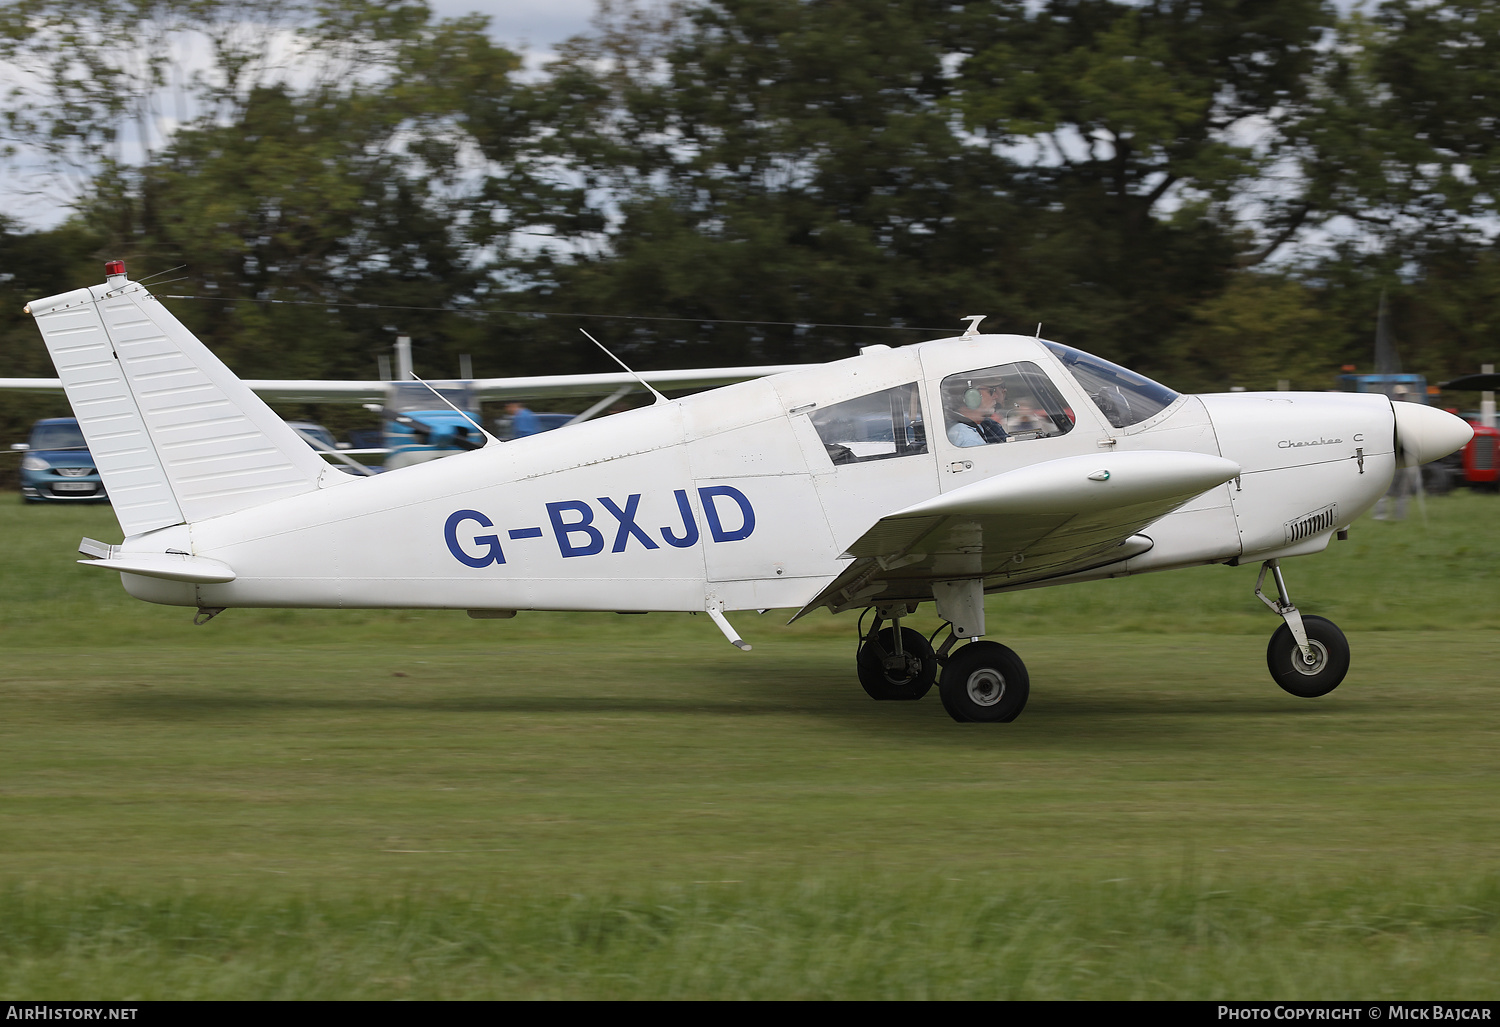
1256 560 1350 697
1266 615 1349 697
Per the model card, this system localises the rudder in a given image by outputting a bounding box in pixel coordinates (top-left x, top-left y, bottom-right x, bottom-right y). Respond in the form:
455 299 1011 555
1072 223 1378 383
28 267 332 538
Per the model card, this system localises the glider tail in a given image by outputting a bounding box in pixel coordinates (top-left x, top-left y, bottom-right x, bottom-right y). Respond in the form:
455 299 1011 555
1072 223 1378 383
26 264 331 539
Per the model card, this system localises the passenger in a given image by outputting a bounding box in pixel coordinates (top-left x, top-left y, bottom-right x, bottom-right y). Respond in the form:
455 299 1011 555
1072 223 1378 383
946 382 1008 447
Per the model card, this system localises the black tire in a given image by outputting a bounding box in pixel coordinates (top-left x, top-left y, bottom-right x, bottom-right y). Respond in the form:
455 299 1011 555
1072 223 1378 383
1266 615 1350 698
938 641 1029 723
857 626 937 700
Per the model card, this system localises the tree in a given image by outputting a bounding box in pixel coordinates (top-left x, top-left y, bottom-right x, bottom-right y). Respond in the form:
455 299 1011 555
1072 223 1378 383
6 2 523 388
948 0 1336 363
486 0 1345 378
486 0 1033 369
1160 271 1344 392
0 217 107 462
1264 1 1500 382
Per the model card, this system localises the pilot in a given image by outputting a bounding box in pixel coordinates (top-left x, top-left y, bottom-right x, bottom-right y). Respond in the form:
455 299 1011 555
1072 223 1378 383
946 382 1008 447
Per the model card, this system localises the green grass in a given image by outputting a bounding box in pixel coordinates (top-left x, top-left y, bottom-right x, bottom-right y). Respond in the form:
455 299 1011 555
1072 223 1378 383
1 492 1498 998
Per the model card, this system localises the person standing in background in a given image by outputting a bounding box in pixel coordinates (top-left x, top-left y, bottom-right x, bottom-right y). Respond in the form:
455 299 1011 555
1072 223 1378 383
505 401 542 439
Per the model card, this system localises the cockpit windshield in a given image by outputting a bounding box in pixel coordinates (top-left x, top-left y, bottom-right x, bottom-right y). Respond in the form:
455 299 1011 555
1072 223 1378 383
1042 342 1179 428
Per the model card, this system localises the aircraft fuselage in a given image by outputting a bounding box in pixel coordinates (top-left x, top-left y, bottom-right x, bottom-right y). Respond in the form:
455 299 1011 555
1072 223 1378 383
114 336 1396 615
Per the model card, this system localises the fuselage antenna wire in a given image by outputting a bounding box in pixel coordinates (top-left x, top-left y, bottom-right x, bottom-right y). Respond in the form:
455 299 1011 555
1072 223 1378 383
579 328 669 405
406 369 504 447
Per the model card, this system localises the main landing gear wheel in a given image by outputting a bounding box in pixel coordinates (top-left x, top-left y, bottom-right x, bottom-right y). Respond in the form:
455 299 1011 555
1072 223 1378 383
1266 615 1350 698
857 626 937 700
938 641 1030 723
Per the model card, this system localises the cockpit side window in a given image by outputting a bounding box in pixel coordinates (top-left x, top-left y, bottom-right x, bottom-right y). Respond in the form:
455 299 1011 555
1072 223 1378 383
809 383 927 465
940 362 1075 448
1042 341 1179 428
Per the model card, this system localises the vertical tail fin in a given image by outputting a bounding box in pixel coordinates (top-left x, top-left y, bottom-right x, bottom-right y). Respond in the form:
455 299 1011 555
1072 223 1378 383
28 268 331 538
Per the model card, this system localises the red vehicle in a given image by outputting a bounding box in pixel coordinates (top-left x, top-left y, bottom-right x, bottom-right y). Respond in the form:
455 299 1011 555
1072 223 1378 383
1437 372 1500 490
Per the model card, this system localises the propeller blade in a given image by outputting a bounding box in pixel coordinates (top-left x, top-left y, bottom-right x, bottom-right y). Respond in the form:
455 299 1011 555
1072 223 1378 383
1405 442 1427 526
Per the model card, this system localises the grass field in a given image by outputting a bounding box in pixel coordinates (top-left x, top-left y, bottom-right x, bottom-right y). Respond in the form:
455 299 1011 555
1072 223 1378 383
1 492 1497 998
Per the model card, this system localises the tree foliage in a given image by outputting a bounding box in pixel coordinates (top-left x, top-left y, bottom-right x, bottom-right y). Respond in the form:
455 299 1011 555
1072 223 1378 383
3 0 1499 435
490 0 1349 373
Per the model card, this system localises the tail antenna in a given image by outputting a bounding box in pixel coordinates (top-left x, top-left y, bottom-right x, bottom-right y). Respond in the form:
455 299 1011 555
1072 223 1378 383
137 264 187 285
579 329 668 404
103 263 190 297
406 370 503 446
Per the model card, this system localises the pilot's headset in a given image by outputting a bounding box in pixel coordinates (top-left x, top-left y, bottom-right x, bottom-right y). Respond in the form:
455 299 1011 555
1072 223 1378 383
963 380 983 409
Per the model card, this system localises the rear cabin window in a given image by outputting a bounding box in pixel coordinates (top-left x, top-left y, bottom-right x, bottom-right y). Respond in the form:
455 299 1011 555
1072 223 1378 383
809 383 927 465
940 362 1075 448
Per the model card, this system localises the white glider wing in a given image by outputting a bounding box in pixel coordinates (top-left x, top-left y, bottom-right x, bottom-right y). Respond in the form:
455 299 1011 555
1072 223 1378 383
3 368 813 404
796 451 1241 617
0 377 65 393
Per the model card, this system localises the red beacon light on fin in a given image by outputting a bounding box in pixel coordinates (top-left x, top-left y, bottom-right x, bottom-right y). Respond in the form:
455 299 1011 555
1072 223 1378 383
104 260 126 278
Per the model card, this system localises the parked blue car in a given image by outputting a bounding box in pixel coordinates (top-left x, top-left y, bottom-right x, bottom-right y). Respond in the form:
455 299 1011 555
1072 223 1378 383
13 417 108 503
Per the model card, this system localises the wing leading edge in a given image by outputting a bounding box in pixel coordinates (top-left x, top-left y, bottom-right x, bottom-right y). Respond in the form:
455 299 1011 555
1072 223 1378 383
2 366 815 404
795 451 1241 619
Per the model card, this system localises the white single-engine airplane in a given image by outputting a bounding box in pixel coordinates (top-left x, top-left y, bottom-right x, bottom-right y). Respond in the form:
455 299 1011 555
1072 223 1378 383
8 263 1475 722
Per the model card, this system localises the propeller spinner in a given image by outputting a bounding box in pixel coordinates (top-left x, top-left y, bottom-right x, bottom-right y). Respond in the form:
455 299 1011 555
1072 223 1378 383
1392 401 1473 465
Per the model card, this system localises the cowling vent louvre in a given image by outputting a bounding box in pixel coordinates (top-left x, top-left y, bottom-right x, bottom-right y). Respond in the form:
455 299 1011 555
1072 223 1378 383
1285 504 1338 544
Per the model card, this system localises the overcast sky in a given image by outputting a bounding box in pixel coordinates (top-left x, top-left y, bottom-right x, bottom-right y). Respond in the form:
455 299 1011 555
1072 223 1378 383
1 1 603 228
427 0 599 53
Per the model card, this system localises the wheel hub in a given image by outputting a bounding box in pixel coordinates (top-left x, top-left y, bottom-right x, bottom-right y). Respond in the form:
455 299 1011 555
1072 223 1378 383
965 668 1007 706
1292 639 1329 676
882 653 920 682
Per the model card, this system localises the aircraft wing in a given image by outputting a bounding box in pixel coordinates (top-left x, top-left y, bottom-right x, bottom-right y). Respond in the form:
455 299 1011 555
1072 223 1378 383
1 366 813 404
0 377 65 393
794 450 1240 618
468 365 812 401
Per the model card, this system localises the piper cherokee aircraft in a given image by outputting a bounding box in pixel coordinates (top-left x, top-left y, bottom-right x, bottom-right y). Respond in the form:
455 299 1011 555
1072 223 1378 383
7 263 1475 723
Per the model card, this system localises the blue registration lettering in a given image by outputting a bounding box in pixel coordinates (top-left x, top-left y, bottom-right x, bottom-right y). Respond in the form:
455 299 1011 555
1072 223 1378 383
660 489 700 548
599 494 661 552
444 510 506 567
547 500 605 557
699 485 755 543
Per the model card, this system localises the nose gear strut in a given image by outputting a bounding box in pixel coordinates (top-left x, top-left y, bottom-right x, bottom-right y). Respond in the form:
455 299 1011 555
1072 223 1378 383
1255 559 1314 664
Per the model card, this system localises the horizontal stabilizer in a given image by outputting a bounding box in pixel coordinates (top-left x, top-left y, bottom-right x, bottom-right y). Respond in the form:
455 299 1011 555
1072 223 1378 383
78 551 236 584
